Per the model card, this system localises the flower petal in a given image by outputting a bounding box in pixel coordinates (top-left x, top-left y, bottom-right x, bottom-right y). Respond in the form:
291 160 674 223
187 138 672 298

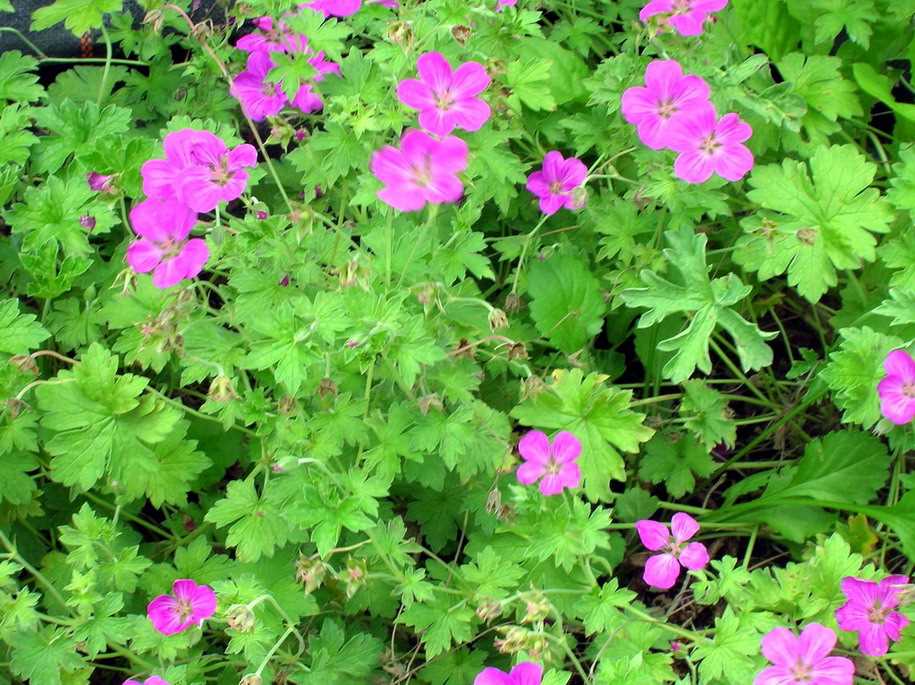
635 519 670 551
518 430 551 465
473 668 514 685
176 239 210 281
670 512 700 542
760 627 799 667
516 460 545 486
509 662 543 685
809 656 855 684
752 665 795 685
643 553 680 590
857 622 890 657
147 594 183 635
551 431 581 463
884 349 915 381
416 52 453 94
796 623 837 664
397 78 436 111
678 542 709 570
126 240 162 274
450 61 490 99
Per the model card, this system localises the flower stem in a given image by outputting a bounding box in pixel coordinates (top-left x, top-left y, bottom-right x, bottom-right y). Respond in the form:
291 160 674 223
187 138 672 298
97 24 113 106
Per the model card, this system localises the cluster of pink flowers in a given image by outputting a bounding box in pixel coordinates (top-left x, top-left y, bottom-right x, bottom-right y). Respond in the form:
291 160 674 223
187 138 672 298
147 578 217 635
640 0 729 36
622 59 753 184
372 52 491 211
127 129 256 288
878 349 915 425
231 15 340 120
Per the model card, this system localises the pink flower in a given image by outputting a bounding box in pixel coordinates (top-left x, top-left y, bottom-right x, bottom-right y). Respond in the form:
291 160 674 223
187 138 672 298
640 0 729 36
667 109 753 184
497 0 517 9
126 199 209 289
372 0 398 7
525 151 588 215
877 349 915 425
124 678 170 685
291 51 341 114
636 513 709 590
516 430 582 496
86 172 114 193
835 576 910 656
370 129 468 212
147 579 217 636
142 129 257 213
475 661 543 685
621 60 714 150
236 16 309 53
230 51 288 121
396 52 491 136
302 0 362 17
755 624 855 685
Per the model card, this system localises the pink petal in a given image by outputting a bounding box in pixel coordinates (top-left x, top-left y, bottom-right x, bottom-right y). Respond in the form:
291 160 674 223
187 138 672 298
760 627 799 667
147 594 183 635
177 171 224 213
640 0 673 21
551 431 581 463
885 611 909 641
509 662 543 685
695 0 728 11
674 150 715 184
432 134 469 173
670 512 700 542
400 129 438 160
538 193 566 216
473 668 514 685
559 157 587 190
835 601 871 633
145 677 170 685
796 623 837 664
752 665 795 685
678 541 709 570
450 61 490 99
371 146 412 185
377 186 427 212
643 553 680 590
809 656 855 684
416 52 453 93
878 379 915 425
669 12 707 36
153 258 189 289
714 144 754 182
857 622 890 657
175 239 209 280
538 472 566 496
141 159 177 201
667 107 717 151
423 172 464 205
558 461 581 490
643 59 685 101
397 79 436 110
126 240 162 273
448 97 491 133
636 519 670 551
634 115 669 151
884 349 915 381
417 107 456 136
187 583 217 623
129 199 197 242
839 577 879 606
541 151 565 184
228 144 258 169
525 171 550 198
621 86 659 126
516 460 545 486
717 112 753 144
518 430 551 465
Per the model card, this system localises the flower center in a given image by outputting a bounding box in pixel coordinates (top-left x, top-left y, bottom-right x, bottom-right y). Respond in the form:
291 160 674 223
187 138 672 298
158 238 184 259
667 539 683 557
435 89 455 110
544 458 562 476
412 157 434 188
699 134 722 156
790 662 812 683
211 158 233 187
175 598 194 622
672 0 692 14
549 181 564 195
657 98 677 119
903 383 915 399
869 600 892 624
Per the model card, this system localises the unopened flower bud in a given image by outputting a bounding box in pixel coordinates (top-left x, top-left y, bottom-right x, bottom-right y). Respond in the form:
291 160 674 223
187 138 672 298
494 626 528 655
5 398 25 418
341 558 367 598
295 556 327 594
476 599 502 623
386 20 414 48
519 376 545 401
488 308 508 331
86 172 114 193
504 292 523 314
570 185 588 210
255 210 268 220
143 9 164 32
79 215 96 230
226 604 256 632
507 342 527 360
295 129 307 142
451 24 471 44
317 377 338 398
521 593 550 623
277 395 296 415
208 375 237 403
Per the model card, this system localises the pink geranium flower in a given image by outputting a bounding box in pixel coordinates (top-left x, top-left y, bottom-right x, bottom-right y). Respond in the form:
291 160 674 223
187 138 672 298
525 151 588 215
230 51 288 121
621 60 714 150
397 52 491 136
124 678 169 685
142 129 257 213
302 0 362 17
475 661 542 685
836 575 910 656
497 0 517 9
370 129 468 212
755 624 855 685
877 349 915 425
147 579 217 636
236 16 309 54
127 199 209 289
640 0 729 36
667 109 753 184
516 430 582 496
636 513 709 590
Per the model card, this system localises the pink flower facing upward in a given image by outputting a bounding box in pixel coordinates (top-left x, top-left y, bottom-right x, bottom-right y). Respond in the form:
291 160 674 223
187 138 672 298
236 16 309 54
667 108 753 184
636 513 709 590
835 575 911 657
516 430 582 496
397 52 491 136
475 661 543 685
124 678 170 685
755 624 855 685
231 51 289 121
127 200 209 290
621 60 714 150
640 0 729 36
147 579 217 636
370 129 468 212
142 129 257 213
877 349 915 425
525 151 588 215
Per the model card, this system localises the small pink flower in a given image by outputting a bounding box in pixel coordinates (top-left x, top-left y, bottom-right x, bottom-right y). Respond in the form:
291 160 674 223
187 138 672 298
230 51 288 121
302 0 361 17
667 109 753 184
370 129 468 212
836 576 910 657
86 172 114 193
147 579 217 636
516 430 582 496
397 52 491 136
877 349 915 425
525 151 588 215
79 215 96 230
755 624 855 685
636 513 709 590
236 16 309 53
142 129 257 213
127 199 209 290
475 661 543 685
497 0 517 9
621 60 713 150
124 677 170 685
640 0 729 36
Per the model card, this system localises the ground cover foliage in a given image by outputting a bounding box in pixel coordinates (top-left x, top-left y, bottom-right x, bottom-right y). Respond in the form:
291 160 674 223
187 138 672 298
2 0 915 684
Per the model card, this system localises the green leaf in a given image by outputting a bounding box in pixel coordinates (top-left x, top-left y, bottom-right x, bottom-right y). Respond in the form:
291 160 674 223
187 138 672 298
420 649 488 685
31 0 123 37
809 0 876 49
9 628 82 685
399 596 475 658
505 58 556 111
622 228 775 382
692 608 764 684
0 51 43 102
737 145 893 302
527 254 607 354
679 380 737 450
776 53 862 122
205 479 290 562
31 100 132 174
0 298 50 355
853 63 915 124
0 104 39 165
575 579 637 636
638 434 715 499
298 620 383 685
459 547 524 599
887 144 915 216
0 413 39 505
512 368 654 500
